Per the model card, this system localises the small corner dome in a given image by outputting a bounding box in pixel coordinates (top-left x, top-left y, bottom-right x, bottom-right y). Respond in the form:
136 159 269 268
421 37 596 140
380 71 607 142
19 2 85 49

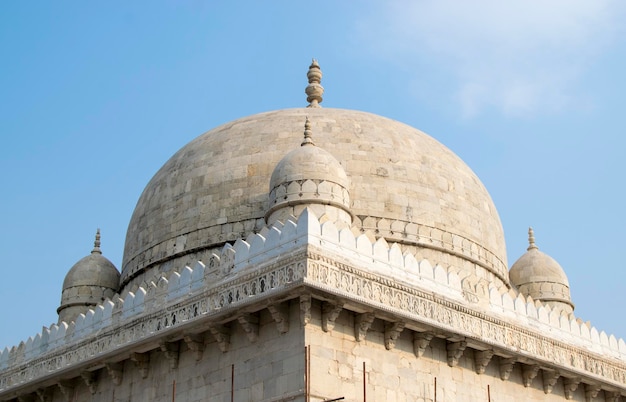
62 230 119 290
268 139 349 190
509 228 573 312
62 253 120 291
266 117 351 226
58 230 120 323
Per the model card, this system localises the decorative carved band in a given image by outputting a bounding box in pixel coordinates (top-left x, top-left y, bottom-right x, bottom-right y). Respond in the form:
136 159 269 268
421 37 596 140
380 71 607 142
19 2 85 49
304 250 626 387
2 247 626 395
0 254 308 393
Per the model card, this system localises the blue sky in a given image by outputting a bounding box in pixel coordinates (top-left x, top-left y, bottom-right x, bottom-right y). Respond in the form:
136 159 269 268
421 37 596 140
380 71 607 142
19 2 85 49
1 1 625 349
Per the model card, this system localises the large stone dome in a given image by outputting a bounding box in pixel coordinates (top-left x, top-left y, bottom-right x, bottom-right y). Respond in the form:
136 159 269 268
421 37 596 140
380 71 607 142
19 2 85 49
121 106 508 291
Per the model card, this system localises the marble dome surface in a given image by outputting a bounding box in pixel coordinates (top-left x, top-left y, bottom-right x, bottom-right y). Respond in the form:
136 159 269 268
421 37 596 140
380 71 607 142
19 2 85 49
509 228 573 311
58 230 120 322
121 106 508 289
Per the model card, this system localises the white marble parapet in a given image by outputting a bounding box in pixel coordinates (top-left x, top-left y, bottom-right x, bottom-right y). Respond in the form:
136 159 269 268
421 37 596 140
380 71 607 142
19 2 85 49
1 208 625 395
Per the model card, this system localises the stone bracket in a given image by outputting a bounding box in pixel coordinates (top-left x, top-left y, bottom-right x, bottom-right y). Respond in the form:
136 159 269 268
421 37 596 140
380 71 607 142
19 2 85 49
322 301 344 332
563 377 580 400
57 380 74 402
300 294 312 326
499 357 515 381
354 312 375 342
605 390 621 402
584 383 601 401
446 340 467 367
474 350 494 374
159 341 180 370
35 388 53 402
209 325 231 352
183 333 205 361
130 352 150 378
413 331 434 358
106 362 124 386
522 364 540 387
238 313 260 343
80 371 97 395
384 321 405 350
267 302 290 334
542 369 560 394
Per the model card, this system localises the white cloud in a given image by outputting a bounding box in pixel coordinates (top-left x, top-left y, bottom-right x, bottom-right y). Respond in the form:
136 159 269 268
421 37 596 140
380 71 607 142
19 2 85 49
360 0 624 118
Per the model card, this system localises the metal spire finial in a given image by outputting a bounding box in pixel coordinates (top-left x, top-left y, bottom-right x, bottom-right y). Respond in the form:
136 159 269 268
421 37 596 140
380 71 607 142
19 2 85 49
301 117 315 146
527 227 538 251
305 59 324 108
92 228 102 254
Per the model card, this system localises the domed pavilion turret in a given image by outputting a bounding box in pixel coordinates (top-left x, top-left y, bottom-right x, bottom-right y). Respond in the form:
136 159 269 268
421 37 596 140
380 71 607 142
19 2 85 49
57 229 120 323
266 117 352 227
509 227 574 314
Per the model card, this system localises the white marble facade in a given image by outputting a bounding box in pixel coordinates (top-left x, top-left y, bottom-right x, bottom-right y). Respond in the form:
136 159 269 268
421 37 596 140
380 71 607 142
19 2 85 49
1 61 624 401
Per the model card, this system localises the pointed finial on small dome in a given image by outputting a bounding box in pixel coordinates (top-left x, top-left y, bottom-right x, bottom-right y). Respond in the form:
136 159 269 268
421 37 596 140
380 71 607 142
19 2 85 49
527 227 538 251
305 59 324 108
92 228 102 255
301 117 315 146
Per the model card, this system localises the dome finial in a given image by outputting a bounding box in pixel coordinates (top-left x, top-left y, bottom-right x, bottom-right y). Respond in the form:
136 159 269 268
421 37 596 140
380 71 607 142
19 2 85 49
305 58 324 108
301 117 315 146
92 228 102 255
527 227 538 251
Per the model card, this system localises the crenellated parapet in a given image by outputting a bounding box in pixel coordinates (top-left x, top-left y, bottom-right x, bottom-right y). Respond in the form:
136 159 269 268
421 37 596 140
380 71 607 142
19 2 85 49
355 214 508 286
487 286 626 360
1 208 626 397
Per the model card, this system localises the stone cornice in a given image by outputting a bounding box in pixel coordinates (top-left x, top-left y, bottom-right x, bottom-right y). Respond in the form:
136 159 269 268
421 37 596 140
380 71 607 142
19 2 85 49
2 209 625 397
304 248 626 389
0 252 308 396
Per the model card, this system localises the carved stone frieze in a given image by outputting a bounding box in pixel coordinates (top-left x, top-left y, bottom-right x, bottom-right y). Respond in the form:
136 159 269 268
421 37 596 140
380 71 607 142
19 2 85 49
354 312 375 342
305 251 626 388
413 331 434 358
2 246 626 397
